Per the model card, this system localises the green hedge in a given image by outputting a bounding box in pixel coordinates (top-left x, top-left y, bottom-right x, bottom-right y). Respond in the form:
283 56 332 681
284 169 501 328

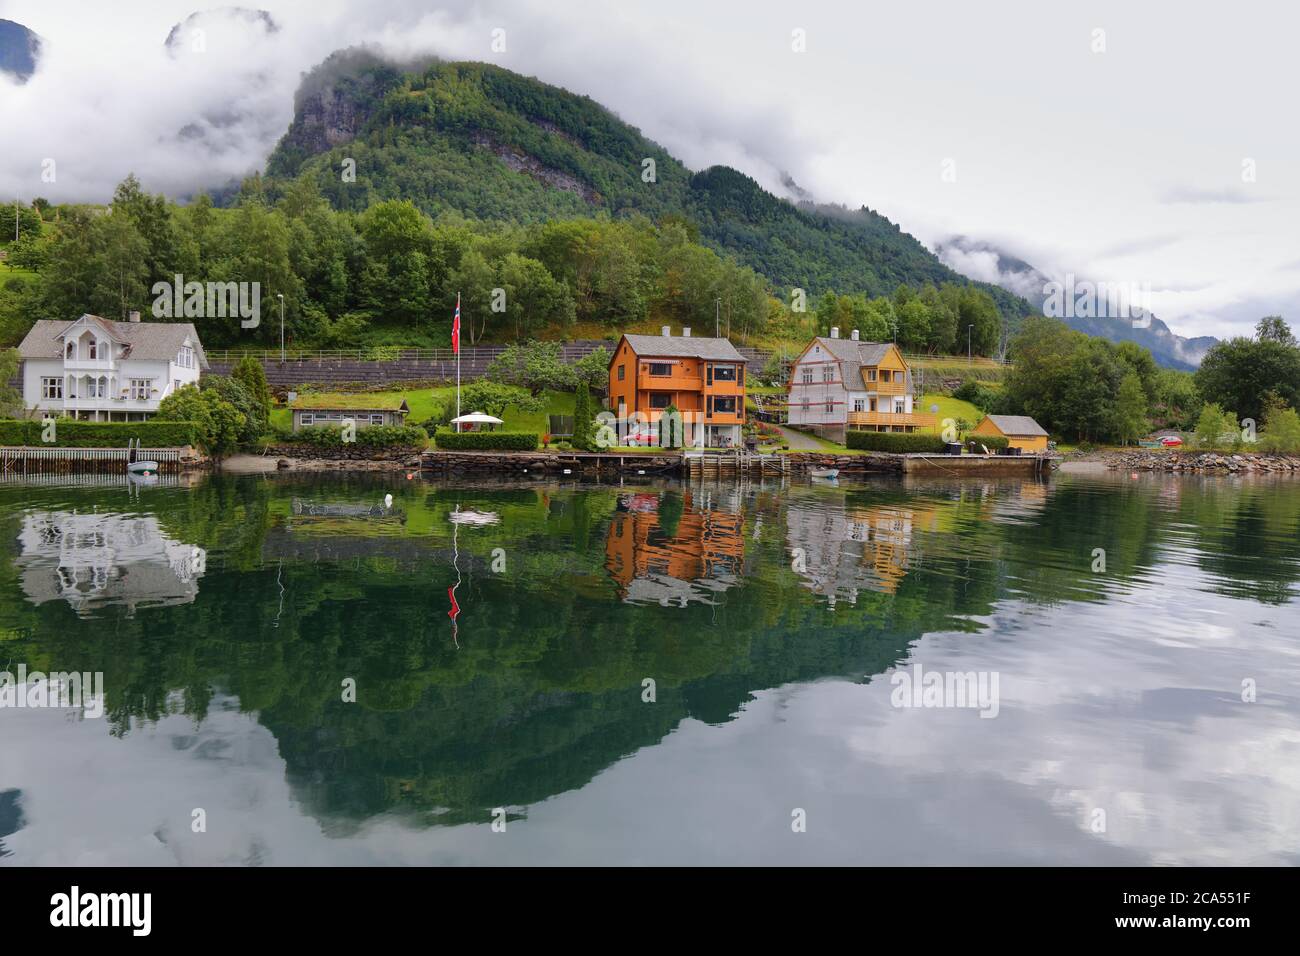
0 419 199 447
846 431 948 453
286 424 428 449
433 430 539 451
968 434 1009 451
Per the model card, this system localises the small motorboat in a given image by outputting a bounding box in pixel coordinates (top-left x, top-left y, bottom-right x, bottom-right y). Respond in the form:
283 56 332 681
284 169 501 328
809 468 840 479
126 439 158 476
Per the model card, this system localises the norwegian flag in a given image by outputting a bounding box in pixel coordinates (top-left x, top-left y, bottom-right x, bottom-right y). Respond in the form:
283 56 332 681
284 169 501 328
451 294 461 354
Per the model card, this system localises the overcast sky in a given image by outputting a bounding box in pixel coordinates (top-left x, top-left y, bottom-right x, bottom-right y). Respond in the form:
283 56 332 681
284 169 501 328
2 0 1297 340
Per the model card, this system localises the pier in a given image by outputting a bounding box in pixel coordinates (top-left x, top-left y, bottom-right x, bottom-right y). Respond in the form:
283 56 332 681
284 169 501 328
0 446 191 475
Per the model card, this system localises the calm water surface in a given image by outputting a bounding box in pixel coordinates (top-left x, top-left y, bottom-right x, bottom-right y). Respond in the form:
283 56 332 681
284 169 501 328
1 470 1297 865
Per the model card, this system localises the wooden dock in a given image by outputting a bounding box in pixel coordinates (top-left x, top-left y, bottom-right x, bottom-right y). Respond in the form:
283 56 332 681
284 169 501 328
0 446 189 475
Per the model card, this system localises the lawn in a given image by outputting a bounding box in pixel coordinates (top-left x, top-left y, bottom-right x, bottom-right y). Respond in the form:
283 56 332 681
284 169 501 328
269 387 573 433
0 260 38 283
915 393 983 433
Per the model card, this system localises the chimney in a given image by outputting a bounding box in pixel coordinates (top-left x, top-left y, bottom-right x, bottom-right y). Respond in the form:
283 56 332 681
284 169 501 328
128 310 141 324
661 325 671 337
851 328 859 341
830 327 839 339
682 327 691 337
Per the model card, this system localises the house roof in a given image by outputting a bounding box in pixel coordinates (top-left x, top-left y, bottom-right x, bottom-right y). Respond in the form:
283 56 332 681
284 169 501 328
983 414 1048 437
806 337 896 386
289 394 411 413
620 334 745 362
17 315 210 369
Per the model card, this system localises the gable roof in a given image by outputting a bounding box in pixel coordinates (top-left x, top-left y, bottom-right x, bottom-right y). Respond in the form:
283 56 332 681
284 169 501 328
983 414 1048 437
17 315 209 369
619 334 745 362
800 337 899 388
289 394 411 413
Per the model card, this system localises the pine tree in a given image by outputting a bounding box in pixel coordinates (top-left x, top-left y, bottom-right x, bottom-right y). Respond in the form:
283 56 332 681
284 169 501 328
572 382 593 450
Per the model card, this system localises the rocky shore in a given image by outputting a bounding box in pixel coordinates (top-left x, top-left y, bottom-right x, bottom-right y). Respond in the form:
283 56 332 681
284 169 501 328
1104 450 1300 474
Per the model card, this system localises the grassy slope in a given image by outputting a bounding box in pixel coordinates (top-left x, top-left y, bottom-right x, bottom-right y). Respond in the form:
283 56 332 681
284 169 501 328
269 387 573 433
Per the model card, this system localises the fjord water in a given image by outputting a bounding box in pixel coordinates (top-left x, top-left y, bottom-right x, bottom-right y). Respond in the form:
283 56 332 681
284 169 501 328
1 471 1297 866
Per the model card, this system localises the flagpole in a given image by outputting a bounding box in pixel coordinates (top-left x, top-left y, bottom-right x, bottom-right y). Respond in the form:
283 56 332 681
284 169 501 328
455 292 461 433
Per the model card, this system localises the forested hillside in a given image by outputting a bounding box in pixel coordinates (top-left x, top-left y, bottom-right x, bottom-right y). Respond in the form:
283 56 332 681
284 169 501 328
265 55 1030 321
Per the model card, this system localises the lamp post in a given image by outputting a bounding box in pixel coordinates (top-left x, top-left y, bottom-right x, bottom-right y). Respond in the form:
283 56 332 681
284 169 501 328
277 294 285 364
967 324 973 364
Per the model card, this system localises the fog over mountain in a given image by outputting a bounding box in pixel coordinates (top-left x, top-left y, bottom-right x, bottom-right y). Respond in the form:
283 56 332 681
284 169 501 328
2 0 1295 347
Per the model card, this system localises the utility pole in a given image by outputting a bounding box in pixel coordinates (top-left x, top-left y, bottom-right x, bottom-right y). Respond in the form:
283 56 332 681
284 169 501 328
715 298 721 338
278 294 285 364
968 325 973 364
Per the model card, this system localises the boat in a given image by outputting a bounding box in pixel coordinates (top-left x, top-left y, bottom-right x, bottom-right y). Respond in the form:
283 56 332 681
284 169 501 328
809 468 840 479
126 439 158 476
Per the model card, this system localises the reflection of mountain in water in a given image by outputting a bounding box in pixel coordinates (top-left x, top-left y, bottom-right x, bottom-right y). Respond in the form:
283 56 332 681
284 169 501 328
604 491 745 606
16 512 206 617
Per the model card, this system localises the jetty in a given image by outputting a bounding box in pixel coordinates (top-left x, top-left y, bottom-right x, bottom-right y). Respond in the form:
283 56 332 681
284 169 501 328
1 446 192 475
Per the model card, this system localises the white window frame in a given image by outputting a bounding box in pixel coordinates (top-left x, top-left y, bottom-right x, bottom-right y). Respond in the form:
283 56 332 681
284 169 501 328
130 378 152 401
370 414 384 426
42 377 63 400
300 414 314 426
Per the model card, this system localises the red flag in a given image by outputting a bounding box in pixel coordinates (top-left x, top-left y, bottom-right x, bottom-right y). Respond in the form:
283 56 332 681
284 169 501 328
451 294 460 355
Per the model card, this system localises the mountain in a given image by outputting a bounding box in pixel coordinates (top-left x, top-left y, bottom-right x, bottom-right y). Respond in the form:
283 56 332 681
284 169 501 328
936 236 1217 370
0 19 42 84
264 54 1032 323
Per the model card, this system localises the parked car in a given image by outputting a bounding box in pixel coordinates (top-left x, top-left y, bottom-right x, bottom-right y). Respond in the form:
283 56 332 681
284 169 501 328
624 423 659 447
1160 435 1183 447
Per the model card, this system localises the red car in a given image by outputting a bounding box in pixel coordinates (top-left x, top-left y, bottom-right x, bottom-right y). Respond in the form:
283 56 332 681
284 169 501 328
1160 435 1183 447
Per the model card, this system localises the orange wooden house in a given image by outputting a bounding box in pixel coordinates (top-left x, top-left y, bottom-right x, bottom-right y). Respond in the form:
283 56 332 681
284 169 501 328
607 329 747 447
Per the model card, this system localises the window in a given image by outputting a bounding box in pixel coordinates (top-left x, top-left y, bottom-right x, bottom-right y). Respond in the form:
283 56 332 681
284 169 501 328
87 377 107 399
713 365 736 382
617 365 625 381
822 364 834 383
42 377 63 399
65 342 75 360
370 414 384 426
177 346 195 369
130 379 151 401
650 393 672 409
894 401 905 414
867 368 877 382
88 341 98 360
853 399 864 412
801 366 813 384
174 379 181 393
648 362 673 377
713 397 737 414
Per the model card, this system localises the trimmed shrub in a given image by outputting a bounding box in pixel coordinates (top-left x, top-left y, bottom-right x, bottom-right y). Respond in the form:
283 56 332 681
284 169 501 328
967 434 1009 451
289 424 428 449
846 430 948 453
433 430 539 451
0 419 200 447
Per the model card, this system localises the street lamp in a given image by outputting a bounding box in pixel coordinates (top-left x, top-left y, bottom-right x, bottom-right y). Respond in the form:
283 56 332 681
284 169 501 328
967 324 973 364
277 294 285 364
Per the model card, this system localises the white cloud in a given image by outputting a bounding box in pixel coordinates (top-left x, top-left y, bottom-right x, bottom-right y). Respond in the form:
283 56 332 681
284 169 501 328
2 0 1297 341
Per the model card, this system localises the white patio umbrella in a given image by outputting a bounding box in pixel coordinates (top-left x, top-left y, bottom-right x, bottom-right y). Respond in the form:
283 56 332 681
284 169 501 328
449 412 504 426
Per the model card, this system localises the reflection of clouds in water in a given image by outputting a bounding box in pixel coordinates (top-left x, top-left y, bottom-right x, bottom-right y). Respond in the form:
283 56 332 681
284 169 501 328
5 566 1297 865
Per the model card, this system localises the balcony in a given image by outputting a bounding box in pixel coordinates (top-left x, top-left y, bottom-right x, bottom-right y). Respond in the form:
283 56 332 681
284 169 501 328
863 377 907 395
848 411 937 429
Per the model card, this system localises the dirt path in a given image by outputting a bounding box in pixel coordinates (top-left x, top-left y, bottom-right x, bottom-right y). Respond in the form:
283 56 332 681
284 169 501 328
775 425 826 450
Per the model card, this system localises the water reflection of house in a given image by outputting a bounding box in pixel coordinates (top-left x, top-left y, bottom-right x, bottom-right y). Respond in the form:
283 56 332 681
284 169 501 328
785 501 938 606
604 492 745 605
15 512 205 616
